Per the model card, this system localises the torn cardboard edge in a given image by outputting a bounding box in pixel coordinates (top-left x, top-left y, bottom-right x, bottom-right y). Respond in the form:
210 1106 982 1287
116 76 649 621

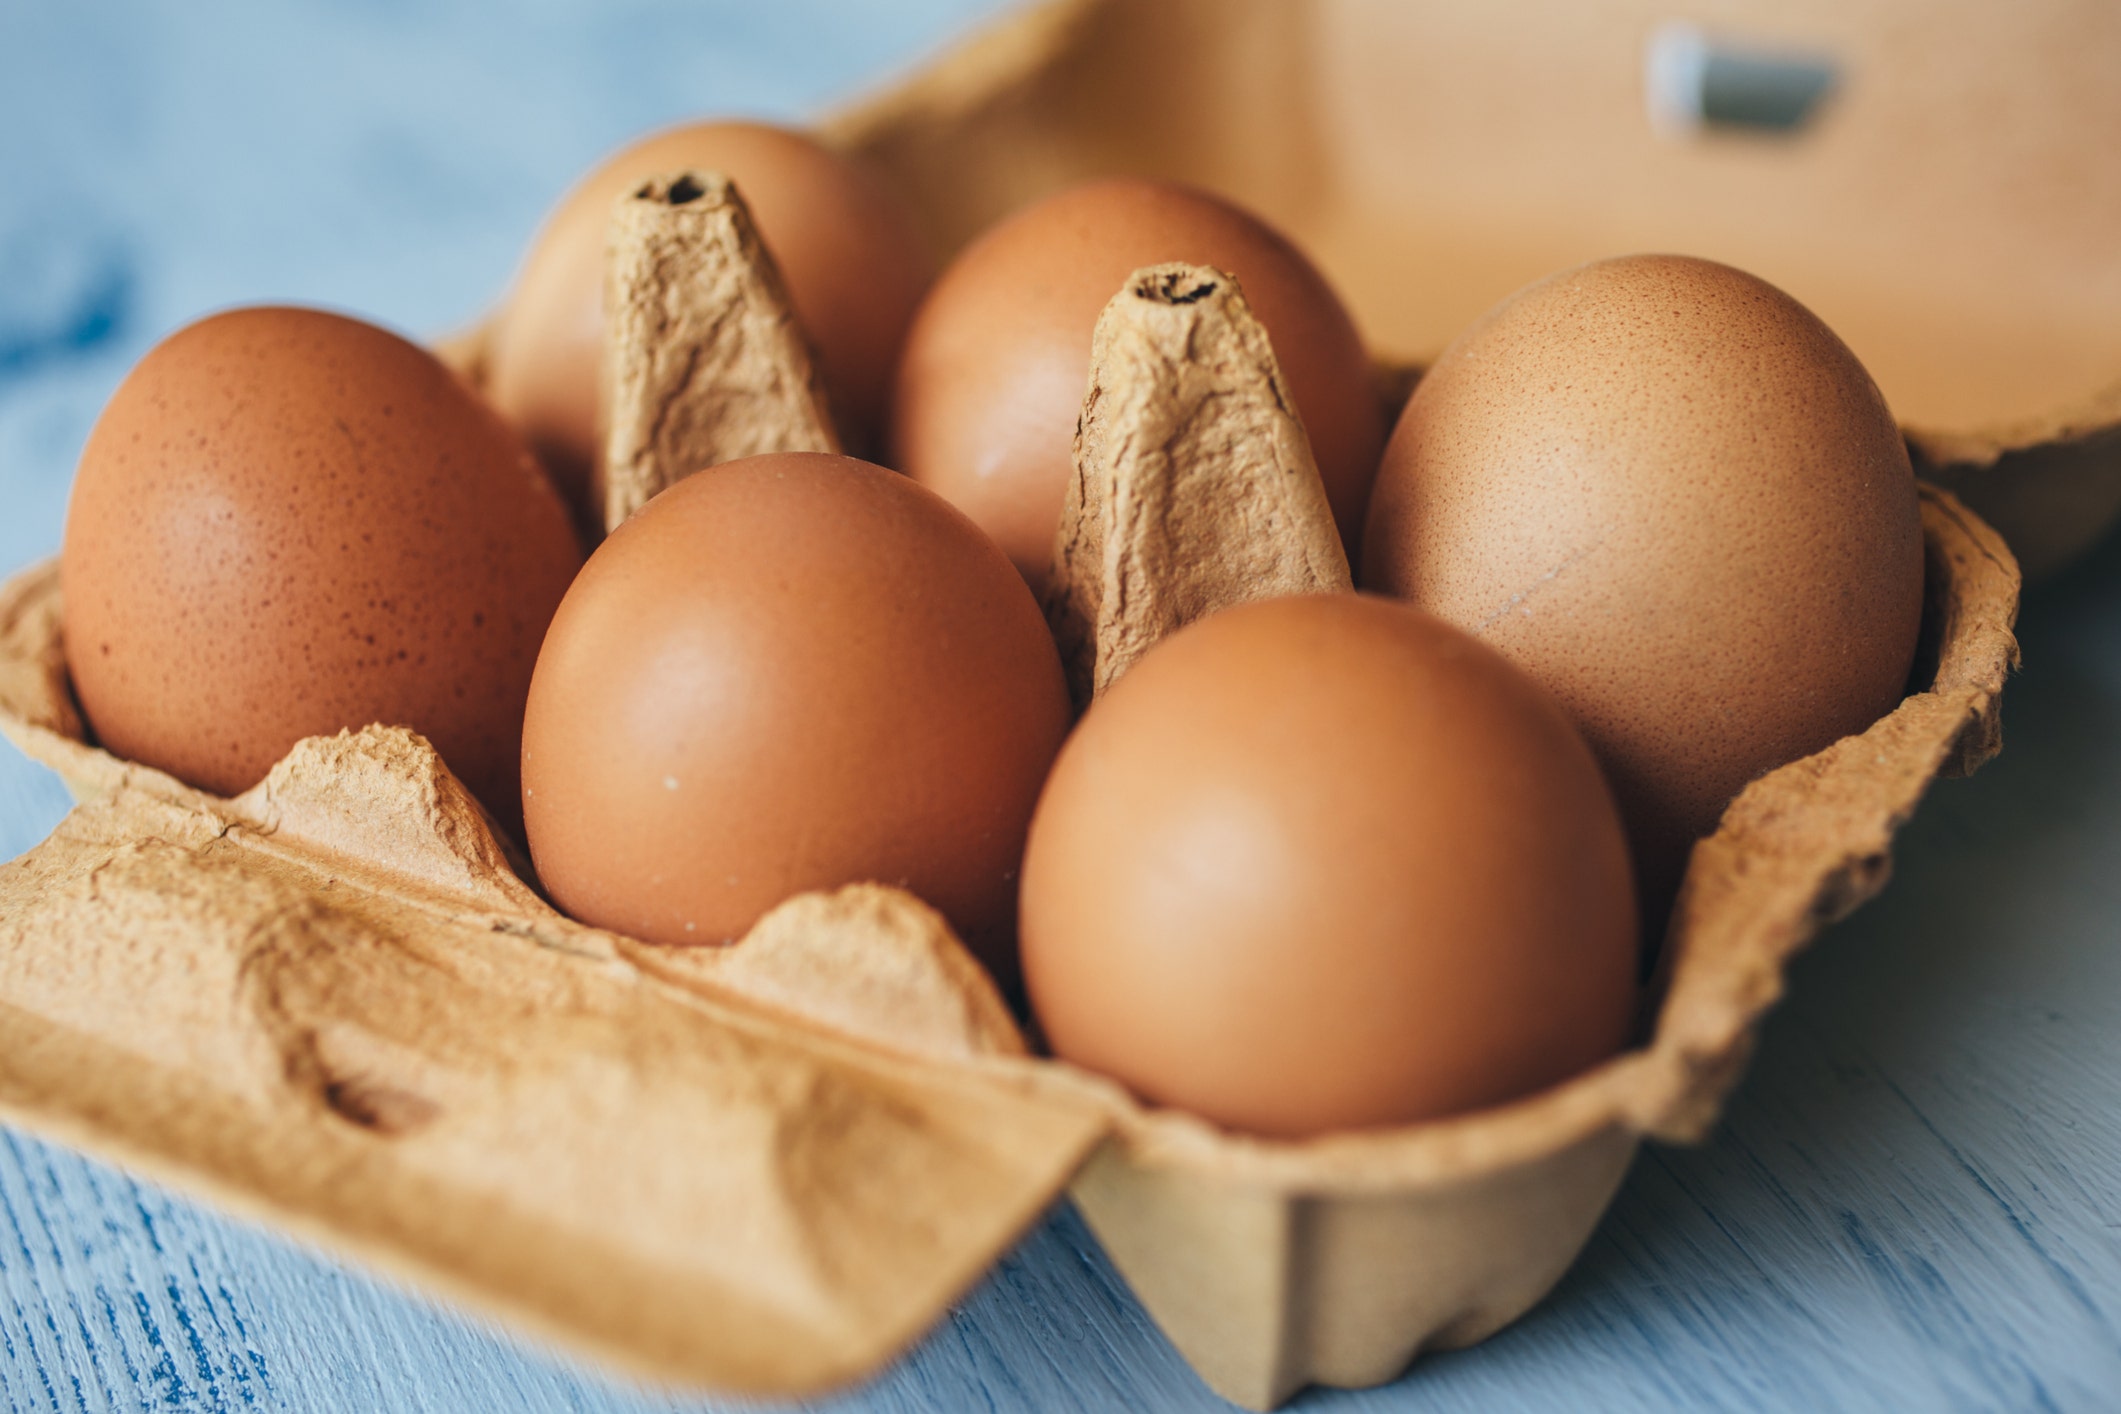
595 169 840 534
1904 377 2121 472
1907 383 2121 580
0 712 1116 1395
1045 262 1351 707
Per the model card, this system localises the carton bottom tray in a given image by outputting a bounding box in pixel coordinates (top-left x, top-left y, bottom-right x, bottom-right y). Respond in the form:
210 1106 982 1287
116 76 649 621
0 483 2019 1408
1075 1126 1635 1407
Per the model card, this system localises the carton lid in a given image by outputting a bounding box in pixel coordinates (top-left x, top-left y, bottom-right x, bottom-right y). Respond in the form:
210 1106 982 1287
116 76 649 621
828 0 2121 445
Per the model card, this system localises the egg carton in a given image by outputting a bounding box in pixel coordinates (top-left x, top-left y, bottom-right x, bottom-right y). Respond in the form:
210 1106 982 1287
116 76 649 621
0 1 2031 1410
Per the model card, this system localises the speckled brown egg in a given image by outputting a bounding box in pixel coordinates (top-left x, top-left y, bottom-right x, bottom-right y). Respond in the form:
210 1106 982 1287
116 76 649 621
1021 593 1638 1139
485 120 933 509
891 178 1385 592
521 452 1070 976
62 305 584 830
1362 255 1925 923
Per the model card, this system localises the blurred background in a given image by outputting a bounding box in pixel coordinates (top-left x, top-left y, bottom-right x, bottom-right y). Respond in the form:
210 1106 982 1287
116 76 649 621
1 3 2118 1411
0 0 1005 580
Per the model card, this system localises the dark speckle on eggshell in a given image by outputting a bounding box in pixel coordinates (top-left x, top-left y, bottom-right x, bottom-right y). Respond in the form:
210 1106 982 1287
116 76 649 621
61 306 584 831
1361 255 1925 925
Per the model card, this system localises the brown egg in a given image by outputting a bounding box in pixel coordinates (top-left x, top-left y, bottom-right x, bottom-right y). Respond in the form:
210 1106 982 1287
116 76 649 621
1021 594 1637 1139
891 178 1385 592
1362 255 1925 923
521 452 1071 974
485 120 933 507
62 306 584 830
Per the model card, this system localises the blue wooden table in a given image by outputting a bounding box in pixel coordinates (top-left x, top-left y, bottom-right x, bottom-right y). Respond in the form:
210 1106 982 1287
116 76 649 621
3 4 2118 1409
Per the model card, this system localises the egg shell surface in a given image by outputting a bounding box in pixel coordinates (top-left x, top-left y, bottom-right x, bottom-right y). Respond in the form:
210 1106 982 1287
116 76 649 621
1020 593 1639 1139
520 452 1071 975
61 305 585 831
1362 254 1926 920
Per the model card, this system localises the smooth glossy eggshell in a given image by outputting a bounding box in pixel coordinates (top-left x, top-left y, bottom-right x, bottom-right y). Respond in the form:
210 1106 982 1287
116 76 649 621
1021 593 1638 1139
521 452 1071 976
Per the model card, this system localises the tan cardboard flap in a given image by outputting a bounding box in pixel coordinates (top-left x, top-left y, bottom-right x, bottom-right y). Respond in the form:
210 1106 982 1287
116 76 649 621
0 713 1108 1396
830 0 2121 441
0 560 111 801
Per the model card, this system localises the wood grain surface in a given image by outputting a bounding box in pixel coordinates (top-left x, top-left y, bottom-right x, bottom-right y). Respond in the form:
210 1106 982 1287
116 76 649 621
1 2 2116 1409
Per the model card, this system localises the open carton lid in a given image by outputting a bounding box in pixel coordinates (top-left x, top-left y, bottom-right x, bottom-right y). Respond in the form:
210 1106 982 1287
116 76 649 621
823 0 2121 574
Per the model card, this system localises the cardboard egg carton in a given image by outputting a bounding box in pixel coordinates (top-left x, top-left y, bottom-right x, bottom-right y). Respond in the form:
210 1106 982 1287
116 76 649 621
0 1 2031 1407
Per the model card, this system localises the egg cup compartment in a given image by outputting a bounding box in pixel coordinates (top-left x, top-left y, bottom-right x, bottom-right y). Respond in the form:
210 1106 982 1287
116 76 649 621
1059 489 2017 1409
0 1 2033 1405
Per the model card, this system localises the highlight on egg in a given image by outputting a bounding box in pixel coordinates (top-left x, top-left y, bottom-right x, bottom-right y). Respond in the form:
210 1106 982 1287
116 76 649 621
1020 593 1639 1139
891 177 1386 592
61 305 585 832
520 451 1071 980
